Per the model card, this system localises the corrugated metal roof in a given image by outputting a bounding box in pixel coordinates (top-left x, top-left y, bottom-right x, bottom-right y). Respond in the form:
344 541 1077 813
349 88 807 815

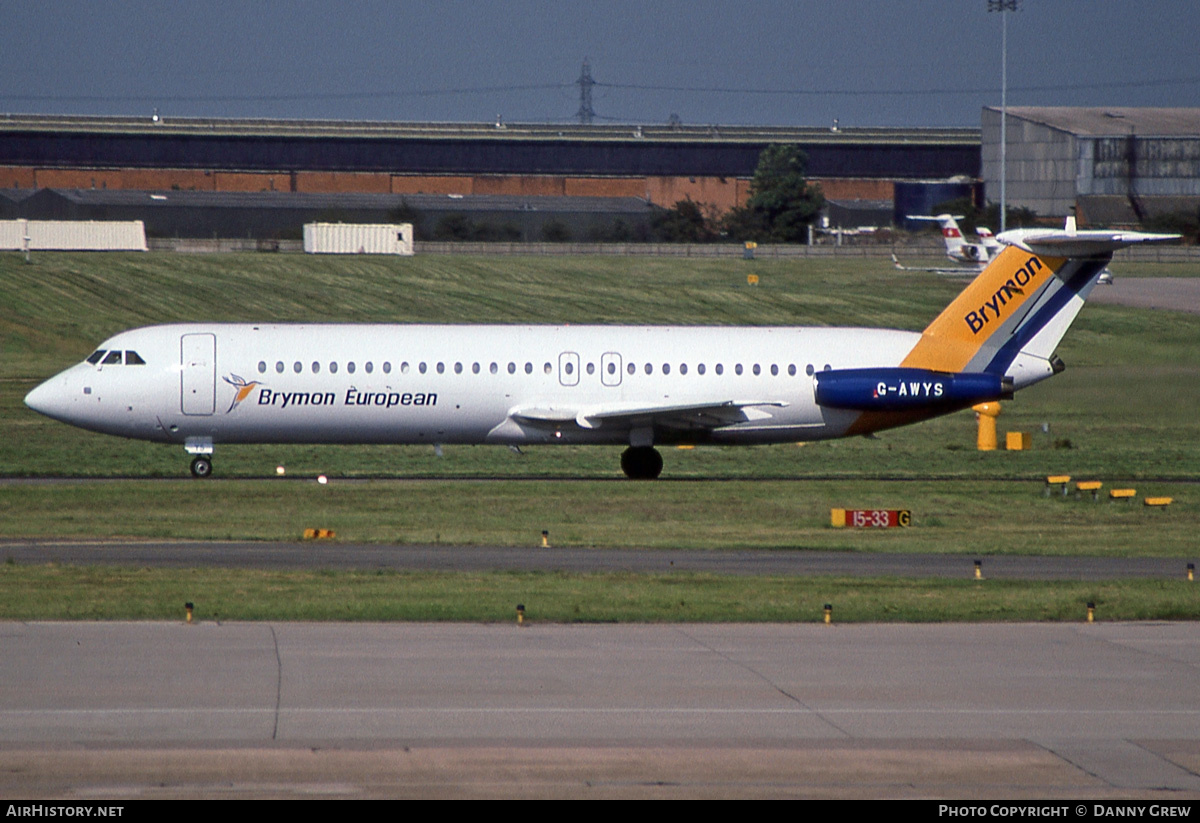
0 113 978 147
0 188 35 205
989 107 1200 137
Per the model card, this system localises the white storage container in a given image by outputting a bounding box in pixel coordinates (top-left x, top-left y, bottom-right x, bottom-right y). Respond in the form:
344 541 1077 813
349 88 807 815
303 223 414 255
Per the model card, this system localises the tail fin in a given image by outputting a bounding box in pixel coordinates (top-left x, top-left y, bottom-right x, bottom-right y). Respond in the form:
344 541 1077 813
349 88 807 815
901 228 1180 389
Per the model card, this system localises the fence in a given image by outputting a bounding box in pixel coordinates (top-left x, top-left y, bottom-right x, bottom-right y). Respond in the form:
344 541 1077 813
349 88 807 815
143 237 1200 262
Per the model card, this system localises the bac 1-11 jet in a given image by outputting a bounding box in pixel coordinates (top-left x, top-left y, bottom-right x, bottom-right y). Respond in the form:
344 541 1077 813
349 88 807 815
25 226 1177 479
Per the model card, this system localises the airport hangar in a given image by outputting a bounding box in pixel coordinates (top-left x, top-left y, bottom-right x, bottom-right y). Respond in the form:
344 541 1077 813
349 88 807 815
2 108 1198 239
0 115 979 239
982 106 1200 226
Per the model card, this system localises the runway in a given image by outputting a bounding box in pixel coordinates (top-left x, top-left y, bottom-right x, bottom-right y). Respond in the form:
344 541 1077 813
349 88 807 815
2 538 1194 579
2 621 1199 798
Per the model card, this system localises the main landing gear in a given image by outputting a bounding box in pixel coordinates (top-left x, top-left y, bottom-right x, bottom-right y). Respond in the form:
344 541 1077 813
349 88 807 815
190 456 213 478
620 446 663 480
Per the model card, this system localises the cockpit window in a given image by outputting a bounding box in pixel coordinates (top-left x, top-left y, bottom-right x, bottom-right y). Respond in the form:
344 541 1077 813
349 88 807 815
102 351 123 365
86 350 107 364
125 351 145 365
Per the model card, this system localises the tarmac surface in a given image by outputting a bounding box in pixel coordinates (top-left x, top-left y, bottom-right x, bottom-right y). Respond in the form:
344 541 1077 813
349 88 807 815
3 621 1200 799
1090 276 1200 314
1 538 1195 580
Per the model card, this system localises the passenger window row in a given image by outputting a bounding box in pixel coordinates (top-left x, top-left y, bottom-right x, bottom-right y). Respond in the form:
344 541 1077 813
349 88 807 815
256 359 830 378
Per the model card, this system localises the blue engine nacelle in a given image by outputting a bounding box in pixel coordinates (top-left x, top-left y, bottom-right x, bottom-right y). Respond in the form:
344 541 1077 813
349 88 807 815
814 368 1013 411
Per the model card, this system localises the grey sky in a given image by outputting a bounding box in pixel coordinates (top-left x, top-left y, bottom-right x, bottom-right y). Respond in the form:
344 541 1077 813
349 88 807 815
2 1 1196 127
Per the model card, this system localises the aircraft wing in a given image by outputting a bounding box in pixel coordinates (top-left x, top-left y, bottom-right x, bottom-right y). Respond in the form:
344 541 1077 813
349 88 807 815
511 399 789 431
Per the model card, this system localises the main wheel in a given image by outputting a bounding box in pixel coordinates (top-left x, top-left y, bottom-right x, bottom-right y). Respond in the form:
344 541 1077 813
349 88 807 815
620 446 663 480
190 456 213 478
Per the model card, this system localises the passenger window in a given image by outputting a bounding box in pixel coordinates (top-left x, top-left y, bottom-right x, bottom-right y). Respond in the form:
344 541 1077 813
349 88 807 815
645 363 652 374
753 364 761 376
276 361 285 374
697 363 705 375
365 362 374 374
788 364 796 376
543 362 552 374
455 362 463 374
293 362 302 374
383 362 391 374
436 362 445 374
626 363 635 375
508 362 516 374
347 362 356 374
680 364 687 375
586 363 594 375
102 351 123 365
125 351 145 365
312 361 320 373
472 362 480 374
419 362 427 374
607 362 616 375
735 364 743 375
525 362 533 374
565 362 574 375
330 362 338 373
806 364 815 376
662 363 670 375
401 362 410 374
490 362 498 374
715 364 723 375
86 350 106 365
770 364 778 376
258 360 266 374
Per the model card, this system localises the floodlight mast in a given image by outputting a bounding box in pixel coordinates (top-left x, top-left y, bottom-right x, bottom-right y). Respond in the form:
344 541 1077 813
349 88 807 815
988 0 1020 233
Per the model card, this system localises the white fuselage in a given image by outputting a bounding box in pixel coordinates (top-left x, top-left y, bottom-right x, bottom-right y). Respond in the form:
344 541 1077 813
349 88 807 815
27 323 923 449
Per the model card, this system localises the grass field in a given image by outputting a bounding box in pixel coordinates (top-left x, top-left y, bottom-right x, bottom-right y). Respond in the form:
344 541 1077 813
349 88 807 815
1 565 1195 623
2 250 1198 621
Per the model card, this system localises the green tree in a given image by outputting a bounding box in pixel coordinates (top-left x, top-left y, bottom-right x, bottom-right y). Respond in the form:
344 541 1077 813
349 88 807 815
722 144 824 242
651 199 715 242
540 219 572 242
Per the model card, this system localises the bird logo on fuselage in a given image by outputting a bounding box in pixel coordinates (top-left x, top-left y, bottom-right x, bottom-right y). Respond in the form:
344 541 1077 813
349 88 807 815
222 373 262 413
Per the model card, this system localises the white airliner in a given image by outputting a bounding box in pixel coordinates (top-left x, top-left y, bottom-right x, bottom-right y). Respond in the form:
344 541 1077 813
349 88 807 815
25 226 1177 479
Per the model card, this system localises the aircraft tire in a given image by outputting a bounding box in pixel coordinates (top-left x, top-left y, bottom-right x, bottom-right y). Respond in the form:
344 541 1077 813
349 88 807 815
190 456 213 478
620 446 663 480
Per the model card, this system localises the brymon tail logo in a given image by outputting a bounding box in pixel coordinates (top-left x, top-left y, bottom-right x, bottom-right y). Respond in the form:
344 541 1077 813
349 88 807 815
962 255 1042 336
222 373 262 413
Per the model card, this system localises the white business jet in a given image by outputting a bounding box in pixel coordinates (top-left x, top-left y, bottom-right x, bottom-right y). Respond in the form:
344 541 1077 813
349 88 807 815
891 213 1001 276
25 226 1176 479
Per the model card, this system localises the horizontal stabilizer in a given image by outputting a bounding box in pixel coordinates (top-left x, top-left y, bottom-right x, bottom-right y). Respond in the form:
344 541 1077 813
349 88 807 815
998 228 1180 258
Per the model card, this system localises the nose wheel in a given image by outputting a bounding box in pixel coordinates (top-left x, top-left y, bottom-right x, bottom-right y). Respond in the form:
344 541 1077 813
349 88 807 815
620 446 663 479
190 456 213 478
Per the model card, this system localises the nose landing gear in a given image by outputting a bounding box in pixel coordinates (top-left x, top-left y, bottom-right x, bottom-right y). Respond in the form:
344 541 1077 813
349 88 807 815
190 455 213 478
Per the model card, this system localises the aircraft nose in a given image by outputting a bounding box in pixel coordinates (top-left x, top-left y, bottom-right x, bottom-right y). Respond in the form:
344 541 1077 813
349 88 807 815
24 373 75 422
